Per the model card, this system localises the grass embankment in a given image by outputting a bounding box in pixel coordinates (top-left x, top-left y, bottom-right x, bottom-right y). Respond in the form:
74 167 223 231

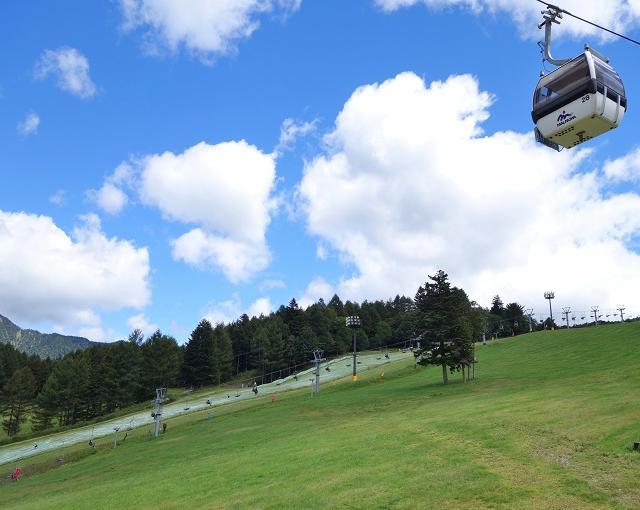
2 323 640 509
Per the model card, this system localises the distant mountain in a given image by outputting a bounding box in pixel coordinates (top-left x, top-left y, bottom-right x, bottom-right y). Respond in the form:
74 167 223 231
0 313 98 359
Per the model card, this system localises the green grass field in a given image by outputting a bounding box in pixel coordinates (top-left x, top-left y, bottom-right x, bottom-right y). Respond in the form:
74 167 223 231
2 323 640 509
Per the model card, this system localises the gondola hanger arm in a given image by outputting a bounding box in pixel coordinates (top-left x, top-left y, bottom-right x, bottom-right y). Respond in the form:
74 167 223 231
539 5 571 66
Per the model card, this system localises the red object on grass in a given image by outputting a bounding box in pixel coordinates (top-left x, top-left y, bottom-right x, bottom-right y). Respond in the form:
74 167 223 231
271 395 277 403
12 467 21 481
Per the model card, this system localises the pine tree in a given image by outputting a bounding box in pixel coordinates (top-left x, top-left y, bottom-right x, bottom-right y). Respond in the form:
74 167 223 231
212 325 233 385
1 367 36 436
414 270 473 385
182 319 215 387
141 331 182 392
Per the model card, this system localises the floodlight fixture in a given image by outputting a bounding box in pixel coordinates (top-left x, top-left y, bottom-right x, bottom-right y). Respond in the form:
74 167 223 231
544 291 555 325
346 316 360 381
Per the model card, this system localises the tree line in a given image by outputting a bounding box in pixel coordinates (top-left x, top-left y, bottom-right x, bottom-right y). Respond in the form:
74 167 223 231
0 270 533 439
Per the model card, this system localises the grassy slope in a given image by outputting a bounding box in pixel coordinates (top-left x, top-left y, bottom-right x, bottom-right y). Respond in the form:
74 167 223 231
2 323 640 509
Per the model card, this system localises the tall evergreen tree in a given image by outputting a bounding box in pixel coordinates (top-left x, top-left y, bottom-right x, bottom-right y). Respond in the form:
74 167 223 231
141 331 182 391
414 270 473 385
212 324 233 385
182 319 215 387
1 367 36 436
490 295 505 317
327 294 344 315
505 302 525 335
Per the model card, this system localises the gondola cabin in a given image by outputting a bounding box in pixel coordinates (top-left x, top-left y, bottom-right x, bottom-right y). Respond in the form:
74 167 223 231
532 49 626 149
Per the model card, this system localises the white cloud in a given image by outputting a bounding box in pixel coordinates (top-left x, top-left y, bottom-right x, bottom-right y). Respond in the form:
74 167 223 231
87 163 134 215
17 112 40 136
375 0 640 41
277 117 317 153
120 0 302 61
0 211 150 328
299 276 334 308
298 71 640 315
603 147 640 182
34 47 97 99
127 313 159 336
171 227 270 283
316 242 328 260
88 183 129 215
204 294 273 325
136 140 277 282
49 189 66 206
248 297 273 317
77 325 116 343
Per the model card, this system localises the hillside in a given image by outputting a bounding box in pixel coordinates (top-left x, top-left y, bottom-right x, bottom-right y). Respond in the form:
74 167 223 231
0 313 96 359
2 323 640 509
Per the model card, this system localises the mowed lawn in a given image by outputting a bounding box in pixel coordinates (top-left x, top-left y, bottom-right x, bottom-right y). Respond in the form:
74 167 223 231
2 323 640 509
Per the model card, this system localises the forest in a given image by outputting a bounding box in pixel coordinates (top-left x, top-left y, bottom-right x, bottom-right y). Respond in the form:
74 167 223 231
0 271 532 440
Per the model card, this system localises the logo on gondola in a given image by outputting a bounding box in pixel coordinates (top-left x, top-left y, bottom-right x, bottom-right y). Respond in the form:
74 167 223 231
556 110 576 126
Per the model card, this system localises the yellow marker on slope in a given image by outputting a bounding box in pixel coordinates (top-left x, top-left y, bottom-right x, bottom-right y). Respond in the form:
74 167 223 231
352 375 358 382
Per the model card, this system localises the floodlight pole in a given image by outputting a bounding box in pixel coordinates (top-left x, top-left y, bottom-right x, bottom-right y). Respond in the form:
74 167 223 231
617 305 626 322
544 291 555 328
153 387 166 437
562 307 571 329
311 349 326 394
346 316 361 381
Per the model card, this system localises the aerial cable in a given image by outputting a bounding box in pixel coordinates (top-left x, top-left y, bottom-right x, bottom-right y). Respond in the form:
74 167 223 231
535 0 640 46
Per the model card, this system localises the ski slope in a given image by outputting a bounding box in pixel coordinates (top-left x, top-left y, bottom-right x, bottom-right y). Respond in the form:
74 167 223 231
0 350 412 466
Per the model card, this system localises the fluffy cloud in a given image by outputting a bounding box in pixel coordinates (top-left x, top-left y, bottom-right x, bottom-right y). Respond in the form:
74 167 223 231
34 47 97 99
204 294 273 325
127 313 159 336
298 276 334 308
375 0 640 40
17 112 40 136
171 228 270 283
120 0 302 61
88 183 128 215
137 140 277 282
0 211 150 328
87 163 134 215
603 147 640 183
298 71 640 315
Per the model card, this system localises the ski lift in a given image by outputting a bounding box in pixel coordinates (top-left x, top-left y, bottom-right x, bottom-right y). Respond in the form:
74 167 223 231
532 5 626 150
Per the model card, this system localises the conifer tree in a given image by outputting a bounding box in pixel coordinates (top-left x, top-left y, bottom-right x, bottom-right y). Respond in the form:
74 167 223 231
413 270 473 385
182 319 215 387
1 366 36 436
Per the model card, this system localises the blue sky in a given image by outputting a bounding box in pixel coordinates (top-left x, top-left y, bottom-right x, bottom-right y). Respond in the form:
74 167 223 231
2 0 640 342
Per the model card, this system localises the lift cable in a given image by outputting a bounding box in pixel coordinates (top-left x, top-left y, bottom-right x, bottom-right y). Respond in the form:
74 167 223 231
535 0 640 46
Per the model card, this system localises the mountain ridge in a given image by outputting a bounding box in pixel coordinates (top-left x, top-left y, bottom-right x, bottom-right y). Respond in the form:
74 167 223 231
0 313 98 359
